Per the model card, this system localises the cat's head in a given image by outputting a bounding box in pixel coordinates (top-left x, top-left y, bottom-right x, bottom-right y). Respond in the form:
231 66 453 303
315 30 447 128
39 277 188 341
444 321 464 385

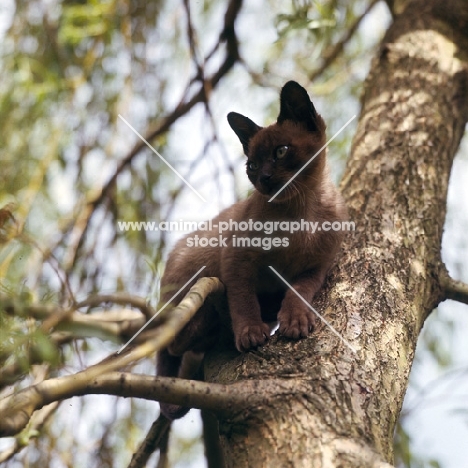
228 81 326 203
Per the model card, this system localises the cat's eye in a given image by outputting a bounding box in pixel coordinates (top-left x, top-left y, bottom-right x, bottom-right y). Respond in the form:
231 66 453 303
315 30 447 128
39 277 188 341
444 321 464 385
247 161 258 171
275 145 289 159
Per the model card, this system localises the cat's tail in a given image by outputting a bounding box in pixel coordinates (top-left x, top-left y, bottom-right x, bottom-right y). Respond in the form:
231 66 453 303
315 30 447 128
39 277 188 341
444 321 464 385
157 349 189 420
157 349 203 420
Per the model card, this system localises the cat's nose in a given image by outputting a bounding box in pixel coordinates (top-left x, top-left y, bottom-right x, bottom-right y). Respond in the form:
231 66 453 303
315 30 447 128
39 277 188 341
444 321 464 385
260 173 272 186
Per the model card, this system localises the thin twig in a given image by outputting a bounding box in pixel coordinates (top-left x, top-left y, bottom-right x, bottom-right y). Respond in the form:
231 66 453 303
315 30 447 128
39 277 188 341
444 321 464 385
310 0 380 81
65 0 243 268
76 293 155 319
128 416 171 468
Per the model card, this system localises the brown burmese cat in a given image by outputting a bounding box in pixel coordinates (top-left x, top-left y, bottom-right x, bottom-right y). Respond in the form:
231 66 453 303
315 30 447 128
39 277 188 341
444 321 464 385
157 81 347 419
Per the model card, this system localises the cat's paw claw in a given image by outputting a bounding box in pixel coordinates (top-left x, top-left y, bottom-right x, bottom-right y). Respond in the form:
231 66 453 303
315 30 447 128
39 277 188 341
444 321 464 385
278 307 316 340
235 323 270 352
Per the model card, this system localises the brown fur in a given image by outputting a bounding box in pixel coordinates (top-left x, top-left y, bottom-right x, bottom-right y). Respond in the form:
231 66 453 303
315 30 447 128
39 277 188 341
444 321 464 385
157 81 347 419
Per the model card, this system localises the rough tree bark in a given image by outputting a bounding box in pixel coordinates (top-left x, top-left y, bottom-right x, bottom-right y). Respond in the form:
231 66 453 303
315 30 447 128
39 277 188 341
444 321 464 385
204 1 468 466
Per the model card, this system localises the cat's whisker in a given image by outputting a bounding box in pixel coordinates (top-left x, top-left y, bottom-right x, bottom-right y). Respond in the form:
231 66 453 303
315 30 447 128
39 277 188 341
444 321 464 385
285 183 296 209
297 178 317 205
295 179 308 206
289 179 305 207
296 181 306 206
294 183 304 206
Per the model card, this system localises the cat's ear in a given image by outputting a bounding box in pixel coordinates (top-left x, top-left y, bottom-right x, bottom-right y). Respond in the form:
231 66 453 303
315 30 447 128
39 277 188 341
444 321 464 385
227 112 261 155
277 81 320 132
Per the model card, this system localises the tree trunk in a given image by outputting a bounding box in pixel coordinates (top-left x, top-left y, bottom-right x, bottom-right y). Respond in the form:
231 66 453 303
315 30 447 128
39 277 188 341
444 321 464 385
205 1 468 466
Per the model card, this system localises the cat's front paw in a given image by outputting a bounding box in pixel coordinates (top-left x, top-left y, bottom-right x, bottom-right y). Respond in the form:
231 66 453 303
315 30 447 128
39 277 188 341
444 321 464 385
235 322 270 352
278 304 316 339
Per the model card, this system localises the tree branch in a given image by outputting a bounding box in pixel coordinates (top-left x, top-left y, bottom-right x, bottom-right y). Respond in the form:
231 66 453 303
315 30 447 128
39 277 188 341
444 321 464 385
0 372 295 437
76 293 155 319
0 277 224 436
309 0 380 81
53 309 146 342
65 0 244 268
1 277 222 389
1 293 155 324
0 402 60 463
0 366 59 463
0 294 160 388
40 293 156 334
128 416 171 468
440 271 468 306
